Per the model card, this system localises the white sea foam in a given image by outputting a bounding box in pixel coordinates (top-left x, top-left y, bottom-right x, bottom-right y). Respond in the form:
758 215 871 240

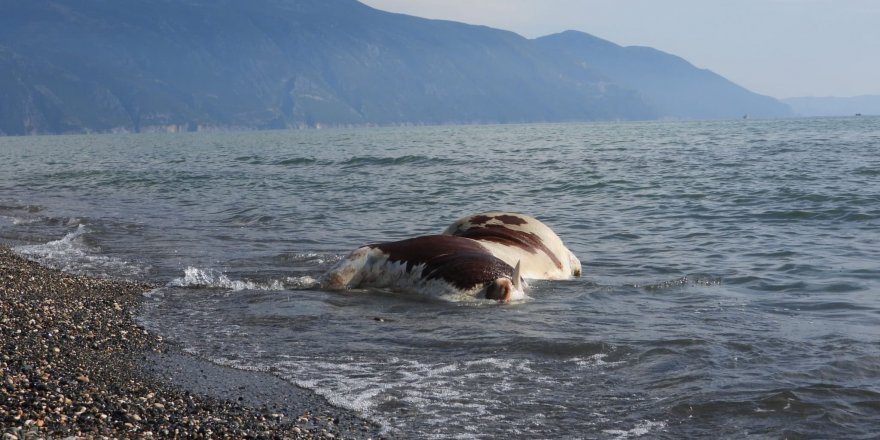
602 420 668 439
571 353 626 369
284 358 394 413
168 266 285 291
12 216 41 225
287 252 338 266
285 275 320 289
15 224 89 257
273 356 471 435
256 354 551 437
211 356 271 372
13 224 146 277
0 204 43 226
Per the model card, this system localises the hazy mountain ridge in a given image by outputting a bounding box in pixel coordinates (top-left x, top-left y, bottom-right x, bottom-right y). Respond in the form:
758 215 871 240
535 31 791 120
0 0 791 135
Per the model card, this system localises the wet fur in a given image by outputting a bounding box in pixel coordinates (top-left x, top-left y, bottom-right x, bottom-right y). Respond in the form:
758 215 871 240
323 235 524 301
443 212 581 280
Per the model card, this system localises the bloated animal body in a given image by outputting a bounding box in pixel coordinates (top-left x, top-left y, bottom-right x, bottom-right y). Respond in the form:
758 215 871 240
323 235 525 302
443 212 581 280
322 212 580 302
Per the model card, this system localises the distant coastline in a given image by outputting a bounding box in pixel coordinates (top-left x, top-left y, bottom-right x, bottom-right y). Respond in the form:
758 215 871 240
782 95 880 117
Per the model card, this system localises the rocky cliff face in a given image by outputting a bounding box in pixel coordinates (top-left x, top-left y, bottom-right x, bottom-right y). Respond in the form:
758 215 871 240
0 0 791 135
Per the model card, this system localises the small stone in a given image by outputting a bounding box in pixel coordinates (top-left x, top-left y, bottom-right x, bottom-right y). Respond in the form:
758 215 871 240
76 375 89 383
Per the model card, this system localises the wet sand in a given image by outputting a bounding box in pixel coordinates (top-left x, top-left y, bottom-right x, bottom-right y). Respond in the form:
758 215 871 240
0 246 382 439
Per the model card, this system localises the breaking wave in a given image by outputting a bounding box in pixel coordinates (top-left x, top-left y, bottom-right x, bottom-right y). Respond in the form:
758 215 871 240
168 267 287 291
13 224 147 278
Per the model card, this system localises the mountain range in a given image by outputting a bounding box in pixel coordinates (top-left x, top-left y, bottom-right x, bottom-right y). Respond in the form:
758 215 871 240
0 0 793 135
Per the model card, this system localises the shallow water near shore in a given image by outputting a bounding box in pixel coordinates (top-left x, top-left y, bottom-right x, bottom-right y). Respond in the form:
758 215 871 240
2 118 880 438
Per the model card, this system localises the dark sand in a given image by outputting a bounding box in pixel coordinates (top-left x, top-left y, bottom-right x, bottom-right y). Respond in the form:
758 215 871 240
0 246 383 439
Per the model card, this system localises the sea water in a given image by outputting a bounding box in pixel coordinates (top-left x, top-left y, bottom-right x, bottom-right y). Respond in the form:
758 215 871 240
2 118 879 438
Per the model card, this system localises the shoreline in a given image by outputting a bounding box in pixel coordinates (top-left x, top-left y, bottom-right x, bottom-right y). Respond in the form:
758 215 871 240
0 246 382 439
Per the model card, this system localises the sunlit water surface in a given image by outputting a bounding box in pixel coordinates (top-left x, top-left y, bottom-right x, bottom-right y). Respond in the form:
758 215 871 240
2 118 879 438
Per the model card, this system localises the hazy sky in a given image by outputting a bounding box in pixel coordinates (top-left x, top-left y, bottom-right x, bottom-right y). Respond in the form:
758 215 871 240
360 0 880 99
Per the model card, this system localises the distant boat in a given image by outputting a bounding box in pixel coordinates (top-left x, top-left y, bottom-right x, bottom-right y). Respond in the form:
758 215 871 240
742 114 749 120
855 113 862 117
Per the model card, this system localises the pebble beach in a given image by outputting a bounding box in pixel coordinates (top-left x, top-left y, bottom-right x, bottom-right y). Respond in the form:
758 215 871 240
0 246 381 439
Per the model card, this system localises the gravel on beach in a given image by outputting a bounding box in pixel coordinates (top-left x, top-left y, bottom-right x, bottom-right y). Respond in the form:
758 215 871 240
0 246 380 439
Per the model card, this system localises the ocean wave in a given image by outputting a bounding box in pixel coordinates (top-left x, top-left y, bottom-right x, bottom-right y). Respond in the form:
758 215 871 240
14 224 87 253
626 276 722 291
602 420 668 439
280 252 340 266
534 181 607 194
0 215 15 227
285 275 320 289
233 155 263 164
0 203 45 226
225 212 277 225
0 203 43 214
13 224 147 278
228 155 324 166
273 157 319 166
168 267 286 291
340 155 462 167
756 208 880 222
669 384 880 437
854 166 880 176
571 353 627 369
275 354 547 436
